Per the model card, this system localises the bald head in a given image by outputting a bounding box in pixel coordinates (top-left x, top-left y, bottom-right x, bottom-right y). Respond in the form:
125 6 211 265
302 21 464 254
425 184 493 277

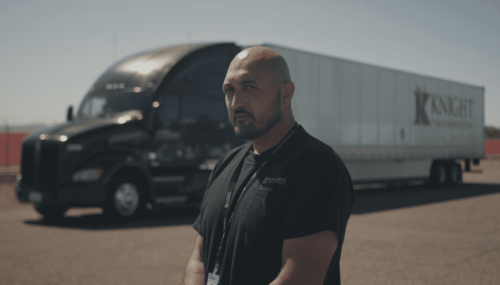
223 46 296 144
231 46 291 84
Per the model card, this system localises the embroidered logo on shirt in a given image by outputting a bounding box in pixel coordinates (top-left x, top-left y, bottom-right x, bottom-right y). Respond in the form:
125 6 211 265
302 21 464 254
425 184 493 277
263 177 287 185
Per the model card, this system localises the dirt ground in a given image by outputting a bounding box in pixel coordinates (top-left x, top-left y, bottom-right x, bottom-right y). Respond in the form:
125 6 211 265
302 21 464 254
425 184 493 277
461 156 500 184
0 158 499 285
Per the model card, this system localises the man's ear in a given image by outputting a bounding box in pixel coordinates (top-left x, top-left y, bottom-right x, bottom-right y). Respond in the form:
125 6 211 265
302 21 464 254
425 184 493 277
282 81 295 107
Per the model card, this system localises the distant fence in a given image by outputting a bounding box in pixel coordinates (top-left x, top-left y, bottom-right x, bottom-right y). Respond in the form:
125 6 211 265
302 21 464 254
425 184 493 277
0 133 29 167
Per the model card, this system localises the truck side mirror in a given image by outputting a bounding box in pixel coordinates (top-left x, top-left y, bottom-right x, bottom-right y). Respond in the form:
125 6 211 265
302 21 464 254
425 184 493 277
67 105 74 121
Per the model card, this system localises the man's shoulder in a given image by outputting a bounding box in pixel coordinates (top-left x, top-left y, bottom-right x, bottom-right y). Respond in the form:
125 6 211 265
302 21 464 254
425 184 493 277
211 142 251 173
220 142 250 162
294 131 341 165
288 130 354 194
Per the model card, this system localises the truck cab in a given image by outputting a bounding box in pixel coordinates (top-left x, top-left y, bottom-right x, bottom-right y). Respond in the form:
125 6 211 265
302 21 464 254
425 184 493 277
16 43 242 219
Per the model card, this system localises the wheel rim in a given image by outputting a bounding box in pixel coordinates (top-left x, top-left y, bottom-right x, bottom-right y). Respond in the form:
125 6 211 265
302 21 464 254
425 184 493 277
114 182 139 217
437 164 447 184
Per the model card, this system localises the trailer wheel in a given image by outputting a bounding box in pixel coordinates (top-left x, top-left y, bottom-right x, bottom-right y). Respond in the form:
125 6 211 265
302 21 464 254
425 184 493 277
104 174 145 219
35 205 68 221
430 162 447 186
447 162 462 186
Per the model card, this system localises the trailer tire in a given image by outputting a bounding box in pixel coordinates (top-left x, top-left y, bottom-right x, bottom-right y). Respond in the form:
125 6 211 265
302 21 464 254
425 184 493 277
35 205 68 221
104 174 145 219
447 162 462 186
430 161 447 186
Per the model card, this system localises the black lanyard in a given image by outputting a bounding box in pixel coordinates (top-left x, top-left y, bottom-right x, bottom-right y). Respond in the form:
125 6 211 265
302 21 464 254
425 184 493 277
213 123 300 275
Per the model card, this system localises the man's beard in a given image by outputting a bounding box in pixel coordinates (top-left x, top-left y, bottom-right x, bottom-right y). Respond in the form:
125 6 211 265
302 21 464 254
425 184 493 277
233 89 283 141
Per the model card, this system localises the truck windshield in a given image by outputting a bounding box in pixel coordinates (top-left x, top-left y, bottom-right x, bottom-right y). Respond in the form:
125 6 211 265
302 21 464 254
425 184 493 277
77 92 148 119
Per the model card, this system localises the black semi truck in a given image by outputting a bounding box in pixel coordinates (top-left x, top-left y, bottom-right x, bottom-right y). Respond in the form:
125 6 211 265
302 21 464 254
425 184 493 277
17 43 244 219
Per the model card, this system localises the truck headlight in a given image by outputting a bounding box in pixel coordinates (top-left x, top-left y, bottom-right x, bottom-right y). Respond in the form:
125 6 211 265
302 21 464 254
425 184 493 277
72 168 102 182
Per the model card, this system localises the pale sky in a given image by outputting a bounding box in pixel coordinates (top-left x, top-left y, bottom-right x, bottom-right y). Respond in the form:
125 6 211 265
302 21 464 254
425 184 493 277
1 0 499 127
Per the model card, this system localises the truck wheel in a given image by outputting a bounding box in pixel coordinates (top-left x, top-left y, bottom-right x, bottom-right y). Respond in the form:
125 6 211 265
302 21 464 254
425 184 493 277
35 205 68 221
447 162 462 186
104 174 145 219
430 162 447 186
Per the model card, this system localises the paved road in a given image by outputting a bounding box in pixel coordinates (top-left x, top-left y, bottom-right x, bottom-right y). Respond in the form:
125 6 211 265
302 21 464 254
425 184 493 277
1 159 499 285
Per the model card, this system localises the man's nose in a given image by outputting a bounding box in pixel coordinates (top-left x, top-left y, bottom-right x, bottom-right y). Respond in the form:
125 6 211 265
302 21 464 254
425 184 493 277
230 91 246 110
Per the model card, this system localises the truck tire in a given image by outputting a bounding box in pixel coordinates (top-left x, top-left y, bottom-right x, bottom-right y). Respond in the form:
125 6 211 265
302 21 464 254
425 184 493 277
35 205 68 221
104 174 145 219
446 162 462 186
430 161 447 186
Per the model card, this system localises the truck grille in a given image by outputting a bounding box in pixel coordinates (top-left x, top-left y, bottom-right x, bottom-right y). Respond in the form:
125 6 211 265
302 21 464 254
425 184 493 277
21 143 36 184
21 141 60 186
39 142 59 185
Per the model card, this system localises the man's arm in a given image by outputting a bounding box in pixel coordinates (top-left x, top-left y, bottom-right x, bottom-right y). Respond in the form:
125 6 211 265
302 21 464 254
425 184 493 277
270 231 338 285
183 234 205 285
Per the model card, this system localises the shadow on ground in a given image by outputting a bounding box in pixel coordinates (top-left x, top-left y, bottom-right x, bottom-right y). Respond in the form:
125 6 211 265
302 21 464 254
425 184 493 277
25 183 500 229
25 204 200 230
352 183 500 215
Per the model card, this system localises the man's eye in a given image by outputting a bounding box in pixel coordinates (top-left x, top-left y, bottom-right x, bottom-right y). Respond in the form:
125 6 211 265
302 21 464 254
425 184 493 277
224 88 234 94
245 85 255 90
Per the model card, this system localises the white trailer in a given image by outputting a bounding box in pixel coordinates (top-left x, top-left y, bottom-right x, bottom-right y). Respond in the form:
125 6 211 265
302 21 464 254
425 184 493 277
264 44 484 185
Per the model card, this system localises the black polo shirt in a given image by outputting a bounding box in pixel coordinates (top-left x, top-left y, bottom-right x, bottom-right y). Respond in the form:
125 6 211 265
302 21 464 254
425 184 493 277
193 125 354 285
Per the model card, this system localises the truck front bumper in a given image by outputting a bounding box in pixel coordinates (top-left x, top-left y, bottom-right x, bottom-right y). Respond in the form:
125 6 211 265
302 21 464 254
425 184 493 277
16 181 108 206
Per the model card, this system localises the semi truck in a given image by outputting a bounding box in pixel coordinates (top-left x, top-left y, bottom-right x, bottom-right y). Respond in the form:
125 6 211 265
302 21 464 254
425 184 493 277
16 42 484 219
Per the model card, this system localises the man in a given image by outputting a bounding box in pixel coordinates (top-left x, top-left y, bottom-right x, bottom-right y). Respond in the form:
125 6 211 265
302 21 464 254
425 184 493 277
183 46 354 285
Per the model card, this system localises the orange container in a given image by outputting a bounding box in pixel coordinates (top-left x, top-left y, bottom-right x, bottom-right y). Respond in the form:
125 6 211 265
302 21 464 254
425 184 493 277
0 133 28 167
485 139 500 155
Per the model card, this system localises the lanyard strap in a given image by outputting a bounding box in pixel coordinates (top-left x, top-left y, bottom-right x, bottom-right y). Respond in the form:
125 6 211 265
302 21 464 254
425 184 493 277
213 123 300 274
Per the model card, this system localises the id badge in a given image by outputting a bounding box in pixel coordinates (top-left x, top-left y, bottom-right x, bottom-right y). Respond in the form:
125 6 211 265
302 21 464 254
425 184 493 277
207 272 220 285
